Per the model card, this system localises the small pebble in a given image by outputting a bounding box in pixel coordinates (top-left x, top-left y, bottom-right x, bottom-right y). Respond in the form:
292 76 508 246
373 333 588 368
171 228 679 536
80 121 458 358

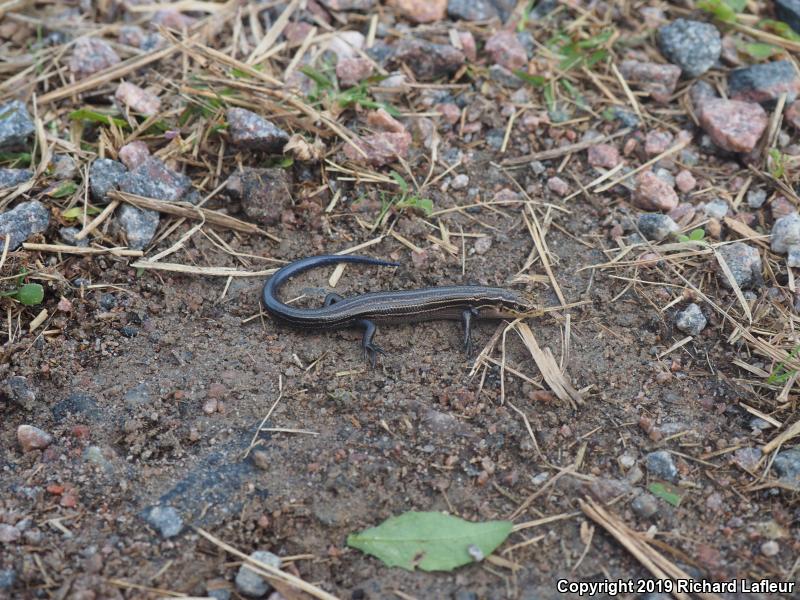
547 176 569 196
474 236 492 255
634 171 678 211
0 99 35 150
675 170 696 193
0 524 21 544
143 505 183 539
717 242 762 289
703 199 729 220
675 303 707 336
771 212 800 254
638 213 679 241
631 493 659 519
587 144 620 169
236 550 281 597
645 450 678 481
746 188 767 209
17 424 53 452
760 540 779 557
451 174 469 190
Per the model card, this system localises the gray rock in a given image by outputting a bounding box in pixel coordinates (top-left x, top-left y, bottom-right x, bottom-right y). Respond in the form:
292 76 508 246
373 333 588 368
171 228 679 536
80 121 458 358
772 448 800 489
717 242 762 289
207 588 231 600
631 493 659 518
117 157 191 248
0 99 35 150
788 245 800 268
89 158 127 202
447 0 515 21
771 212 800 254
118 205 159 250
143 505 183 538
675 303 707 336
657 19 721 78
50 154 77 180
119 156 191 202
645 450 678 481
611 106 640 129
728 60 800 106
390 38 465 81
235 550 281 597
2 376 36 410
227 108 289 153
226 167 292 227
60 227 89 247
0 200 50 250
747 188 767 209
638 213 679 241
489 64 523 88
703 199 728 219
0 168 33 188
0 568 16 590
776 0 800 34
451 174 469 190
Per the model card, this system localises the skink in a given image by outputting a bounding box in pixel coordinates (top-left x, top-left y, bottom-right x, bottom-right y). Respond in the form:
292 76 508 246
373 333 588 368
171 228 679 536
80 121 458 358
262 255 538 364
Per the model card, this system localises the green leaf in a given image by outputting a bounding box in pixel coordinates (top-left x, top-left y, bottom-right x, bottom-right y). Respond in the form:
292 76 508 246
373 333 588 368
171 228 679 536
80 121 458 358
300 66 334 89
397 196 433 216
688 228 705 241
62 205 102 220
48 180 78 198
739 42 781 59
0 152 32 167
69 109 129 129
647 482 683 507
347 511 513 572
389 170 409 194
758 19 800 42
514 70 547 88
697 0 738 23
15 283 44 306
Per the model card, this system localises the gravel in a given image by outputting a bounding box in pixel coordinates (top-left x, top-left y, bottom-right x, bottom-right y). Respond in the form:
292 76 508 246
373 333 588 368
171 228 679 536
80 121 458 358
0 200 50 250
0 168 33 188
631 493 659 518
770 212 800 254
89 158 127 202
746 188 767 209
728 60 800 106
17 424 53 452
638 213 679 241
772 448 800 489
675 303 707 336
0 99 35 150
226 108 290 152
142 505 184 539
645 450 678 481
235 550 281 597
697 99 768 153
717 242 762 289
702 199 729 220
657 19 721 78
1 376 36 410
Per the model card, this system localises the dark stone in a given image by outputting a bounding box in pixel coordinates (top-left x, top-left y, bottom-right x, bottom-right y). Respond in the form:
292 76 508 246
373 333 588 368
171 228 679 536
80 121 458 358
60 227 89 247
52 392 99 423
390 38 465 81
1 376 36 410
0 200 50 250
99 293 117 310
0 569 16 590
0 100 35 150
89 158 127 202
226 108 289 153
728 60 800 106
447 0 515 21
120 325 139 338
0 168 33 188
226 167 292 226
